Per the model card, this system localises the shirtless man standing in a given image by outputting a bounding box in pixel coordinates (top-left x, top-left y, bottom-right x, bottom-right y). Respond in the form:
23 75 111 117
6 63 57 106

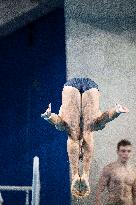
41 78 129 197
96 139 136 205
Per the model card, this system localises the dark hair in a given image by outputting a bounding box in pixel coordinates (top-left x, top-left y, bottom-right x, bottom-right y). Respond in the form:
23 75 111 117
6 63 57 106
117 139 132 151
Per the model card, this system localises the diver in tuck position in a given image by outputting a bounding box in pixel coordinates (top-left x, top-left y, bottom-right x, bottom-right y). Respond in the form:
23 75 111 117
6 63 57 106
41 78 129 198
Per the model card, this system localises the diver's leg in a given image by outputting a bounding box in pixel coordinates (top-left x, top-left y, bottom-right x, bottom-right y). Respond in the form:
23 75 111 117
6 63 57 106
67 137 81 197
80 131 94 196
82 88 100 175
59 86 81 196
82 132 94 179
80 88 100 196
67 137 80 180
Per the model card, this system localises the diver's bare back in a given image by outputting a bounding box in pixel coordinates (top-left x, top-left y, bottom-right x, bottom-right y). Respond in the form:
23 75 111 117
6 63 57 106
105 161 136 205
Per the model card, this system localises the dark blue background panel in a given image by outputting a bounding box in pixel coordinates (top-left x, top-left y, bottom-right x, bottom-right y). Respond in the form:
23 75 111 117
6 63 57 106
0 9 70 205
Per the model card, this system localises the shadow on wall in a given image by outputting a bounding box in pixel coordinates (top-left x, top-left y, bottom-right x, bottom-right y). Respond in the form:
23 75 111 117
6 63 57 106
65 0 136 34
66 14 136 35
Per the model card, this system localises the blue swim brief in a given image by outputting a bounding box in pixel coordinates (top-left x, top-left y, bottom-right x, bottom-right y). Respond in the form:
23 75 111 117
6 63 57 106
64 78 98 94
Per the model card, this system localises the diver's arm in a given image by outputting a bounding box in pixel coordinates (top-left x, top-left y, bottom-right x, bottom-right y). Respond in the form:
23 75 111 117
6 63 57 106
92 104 129 131
41 103 66 131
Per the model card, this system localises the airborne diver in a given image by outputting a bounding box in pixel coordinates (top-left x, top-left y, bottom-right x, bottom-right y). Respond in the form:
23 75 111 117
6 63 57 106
41 78 129 198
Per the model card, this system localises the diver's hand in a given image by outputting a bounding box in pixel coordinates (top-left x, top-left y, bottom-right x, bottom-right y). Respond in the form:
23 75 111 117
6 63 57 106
41 103 51 119
115 104 129 113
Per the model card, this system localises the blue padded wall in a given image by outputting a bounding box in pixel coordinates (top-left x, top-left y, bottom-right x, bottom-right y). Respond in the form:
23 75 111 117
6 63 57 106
0 9 70 205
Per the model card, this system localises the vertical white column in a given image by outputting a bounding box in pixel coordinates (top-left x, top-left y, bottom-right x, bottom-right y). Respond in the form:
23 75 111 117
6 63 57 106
0 192 3 205
31 156 40 205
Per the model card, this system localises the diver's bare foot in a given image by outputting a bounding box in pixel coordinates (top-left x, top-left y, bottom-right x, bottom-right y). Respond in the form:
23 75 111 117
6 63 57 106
71 174 81 197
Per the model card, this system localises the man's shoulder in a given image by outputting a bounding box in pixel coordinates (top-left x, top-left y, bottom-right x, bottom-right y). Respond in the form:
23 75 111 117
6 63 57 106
102 161 116 173
104 161 116 168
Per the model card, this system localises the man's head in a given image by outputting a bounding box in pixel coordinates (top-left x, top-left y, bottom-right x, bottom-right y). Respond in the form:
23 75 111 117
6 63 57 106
117 139 132 163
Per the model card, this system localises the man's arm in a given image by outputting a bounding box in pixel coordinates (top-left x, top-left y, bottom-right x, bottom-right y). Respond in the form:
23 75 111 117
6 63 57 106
41 103 66 131
92 104 129 131
96 166 110 205
132 178 136 205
